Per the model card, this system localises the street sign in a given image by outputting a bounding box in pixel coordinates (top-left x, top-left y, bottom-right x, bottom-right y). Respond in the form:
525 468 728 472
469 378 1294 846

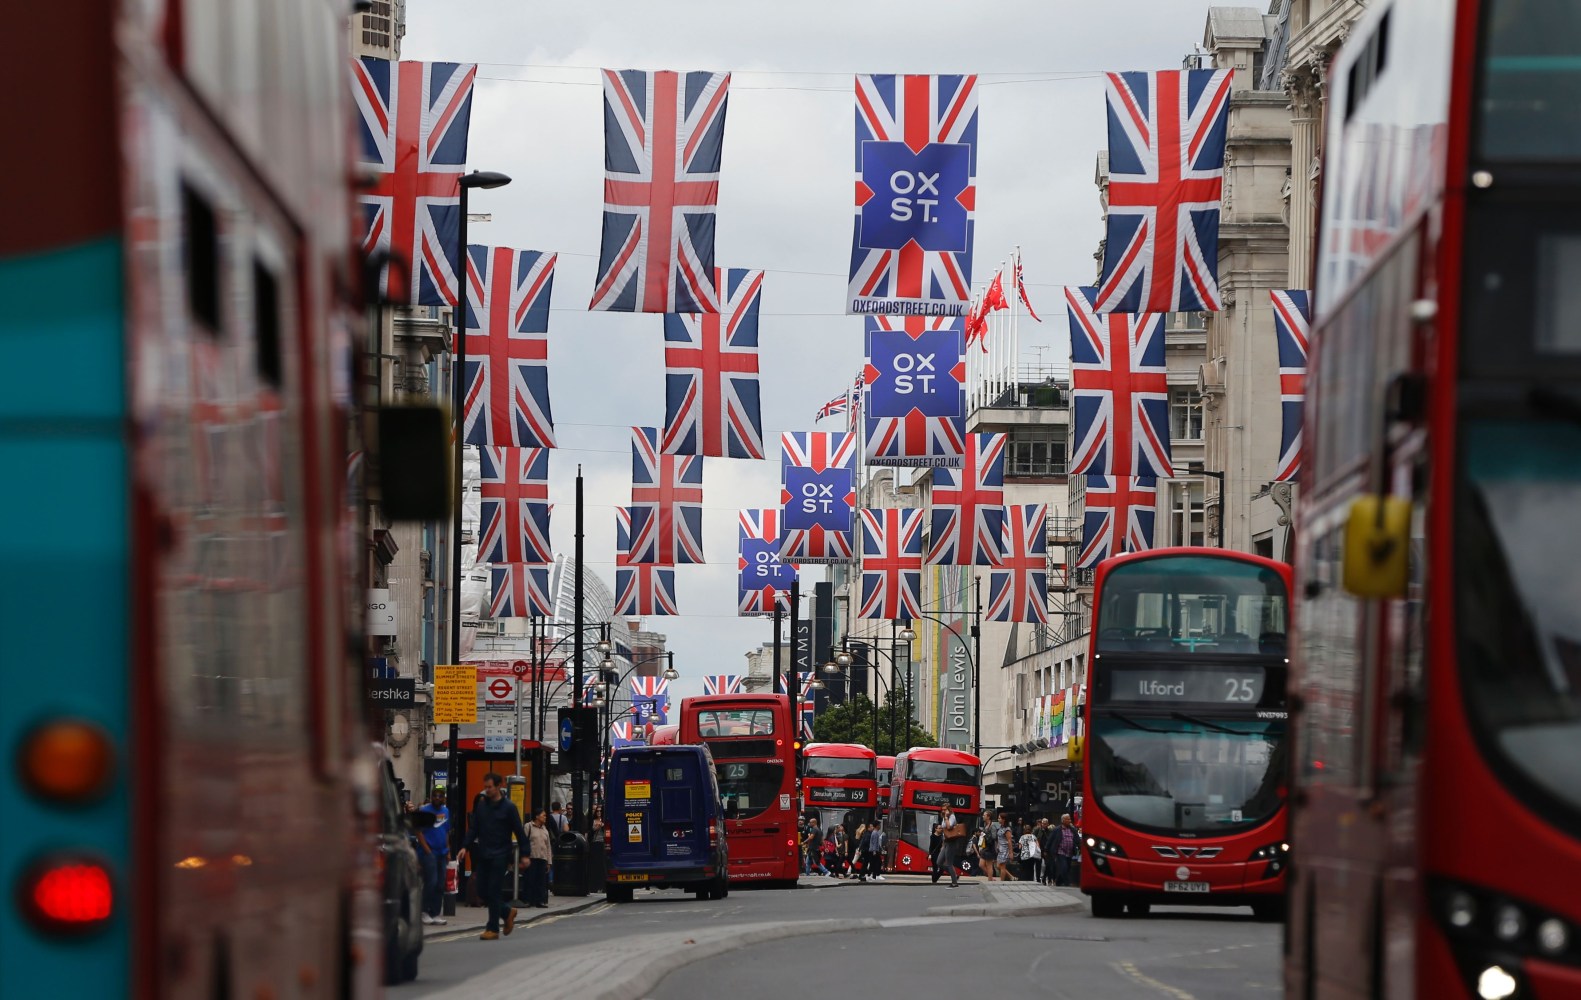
559 717 574 752
368 678 415 708
484 711 513 753
366 589 398 636
433 665 477 724
487 677 514 701
511 659 530 677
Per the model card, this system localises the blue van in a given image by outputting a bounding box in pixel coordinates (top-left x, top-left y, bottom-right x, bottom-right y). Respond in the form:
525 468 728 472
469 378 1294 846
604 744 730 903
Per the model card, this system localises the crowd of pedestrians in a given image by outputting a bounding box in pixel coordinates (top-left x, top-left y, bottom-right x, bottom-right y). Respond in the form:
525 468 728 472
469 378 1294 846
798 816 889 881
961 809 1082 886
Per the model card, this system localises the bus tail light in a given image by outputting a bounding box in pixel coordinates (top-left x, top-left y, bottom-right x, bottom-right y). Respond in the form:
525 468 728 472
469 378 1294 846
18 719 114 802
18 856 115 935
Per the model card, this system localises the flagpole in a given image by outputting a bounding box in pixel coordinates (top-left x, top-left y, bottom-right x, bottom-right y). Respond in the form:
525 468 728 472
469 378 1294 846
1011 247 1021 401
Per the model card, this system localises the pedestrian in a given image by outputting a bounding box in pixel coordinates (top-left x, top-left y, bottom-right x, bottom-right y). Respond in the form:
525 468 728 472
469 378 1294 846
1019 823 1043 884
1035 818 1056 884
525 809 553 908
863 821 886 881
994 810 1016 881
975 809 998 880
934 805 967 887
851 822 869 880
415 788 450 925
827 824 847 878
549 800 567 836
805 817 829 875
464 773 530 940
1053 813 1080 886
588 803 607 888
927 821 943 884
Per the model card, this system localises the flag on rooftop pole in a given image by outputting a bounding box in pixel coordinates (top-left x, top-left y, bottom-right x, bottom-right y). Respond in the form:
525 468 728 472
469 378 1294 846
1271 290 1311 482
847 74 978 317
352 58 476 306
1095 69 1233 314
1014 248 1040 321
661 267 765 458
462 247 557 448
590 70 730 313
1067 286 1172 478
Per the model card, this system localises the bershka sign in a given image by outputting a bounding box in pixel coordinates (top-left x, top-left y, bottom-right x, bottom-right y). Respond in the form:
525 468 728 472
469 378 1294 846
369 678 415 707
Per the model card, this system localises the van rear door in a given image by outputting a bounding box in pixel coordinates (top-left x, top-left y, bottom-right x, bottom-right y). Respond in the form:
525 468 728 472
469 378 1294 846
656 752 708 864
610 752 661 868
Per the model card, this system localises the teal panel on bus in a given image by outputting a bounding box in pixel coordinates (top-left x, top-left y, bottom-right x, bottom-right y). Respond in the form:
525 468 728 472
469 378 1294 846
0 238 130 993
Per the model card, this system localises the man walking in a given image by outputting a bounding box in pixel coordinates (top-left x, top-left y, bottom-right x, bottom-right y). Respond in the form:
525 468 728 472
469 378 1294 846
464 773 530 940
415 788 450 925
1053 813 1080 886
549 801 567 836
804 817 829 876
863 821 886 881
525 809 553 908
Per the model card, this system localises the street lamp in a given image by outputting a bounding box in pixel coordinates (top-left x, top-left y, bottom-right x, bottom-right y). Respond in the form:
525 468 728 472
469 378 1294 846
1175 462 1225 548
598 651 680 764
825 630 909 754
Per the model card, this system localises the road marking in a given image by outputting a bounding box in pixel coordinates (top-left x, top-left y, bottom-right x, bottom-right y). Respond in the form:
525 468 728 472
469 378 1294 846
1113 960 1198 1000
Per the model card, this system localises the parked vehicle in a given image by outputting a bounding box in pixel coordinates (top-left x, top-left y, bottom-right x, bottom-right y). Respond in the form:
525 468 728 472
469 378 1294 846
375 751 423 983
604 745 729 903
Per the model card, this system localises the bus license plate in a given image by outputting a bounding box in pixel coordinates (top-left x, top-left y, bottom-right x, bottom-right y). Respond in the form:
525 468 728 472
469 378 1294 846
1164 881 1209 893
616 874 648 883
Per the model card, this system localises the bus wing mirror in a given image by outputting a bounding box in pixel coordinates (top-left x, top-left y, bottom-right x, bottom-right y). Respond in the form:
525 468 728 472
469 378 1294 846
377 404 452 521
1067 735 1085 764
1341 495 1411 599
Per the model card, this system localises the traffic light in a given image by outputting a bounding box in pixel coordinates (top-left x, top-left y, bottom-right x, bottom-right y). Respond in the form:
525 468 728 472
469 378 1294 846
558 706 600 772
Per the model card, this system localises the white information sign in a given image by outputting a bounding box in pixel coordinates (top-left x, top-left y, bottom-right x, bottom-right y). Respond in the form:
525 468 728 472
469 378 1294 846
366 589 398 636
484 711 514 753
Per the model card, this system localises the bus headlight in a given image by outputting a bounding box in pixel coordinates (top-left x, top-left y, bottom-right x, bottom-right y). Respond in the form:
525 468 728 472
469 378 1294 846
1477 965 1519 1000
1250 841 1290 878
1431 878 1578 998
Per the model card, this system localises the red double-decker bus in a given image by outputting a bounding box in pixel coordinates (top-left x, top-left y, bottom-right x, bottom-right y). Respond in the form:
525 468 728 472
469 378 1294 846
678 694 800 886
881 748 981 875
876 754 896 822
1288 2 1581 996
801 743 878 836
1073 549 1292 921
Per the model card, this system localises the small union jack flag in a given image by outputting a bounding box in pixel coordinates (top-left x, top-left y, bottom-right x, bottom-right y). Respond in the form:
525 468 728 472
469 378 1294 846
779 432 858 564
463 246 557 448
632 692 669 725
799 698 818 740
862 316 967 467
986 504 1049 624
610 720 638 748
815 389 850 423
629 427 704 565
739 509 797 616
1271 290 1310 483
631 675 670 698
489 565 552 619
859 508 924 620
776 671 814 697
352 58 476 306
848 74 978 316
614 506 679 616
1077 475 1158 568
661 267 764 458
926 433 1006 566
478 447 552 564
703 675 744 696
1096 69 1233 314
1067 286 1172 479
590 70 730 313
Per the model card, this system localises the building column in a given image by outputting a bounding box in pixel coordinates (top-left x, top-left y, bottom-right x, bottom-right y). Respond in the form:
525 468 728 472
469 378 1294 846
1286 71 1321 290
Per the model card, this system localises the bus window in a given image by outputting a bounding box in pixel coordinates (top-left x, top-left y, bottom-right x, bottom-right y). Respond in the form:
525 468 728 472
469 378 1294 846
803 757 876 779
1096 556 1289 655
908 760 980 785
716 761 784 820
696 709 776 736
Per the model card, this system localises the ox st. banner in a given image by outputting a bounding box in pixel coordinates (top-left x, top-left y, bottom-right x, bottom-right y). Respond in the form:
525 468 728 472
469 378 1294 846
862 316 966 467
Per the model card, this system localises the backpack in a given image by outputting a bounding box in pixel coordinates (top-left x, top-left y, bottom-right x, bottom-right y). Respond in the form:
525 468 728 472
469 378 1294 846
973 827 991 855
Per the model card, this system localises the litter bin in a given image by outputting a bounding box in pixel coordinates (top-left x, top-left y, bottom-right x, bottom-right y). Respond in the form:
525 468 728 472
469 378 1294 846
551 831 588 897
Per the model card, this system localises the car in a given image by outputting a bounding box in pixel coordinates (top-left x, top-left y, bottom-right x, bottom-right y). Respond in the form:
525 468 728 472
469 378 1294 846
374 749 423 983
603 744 729 903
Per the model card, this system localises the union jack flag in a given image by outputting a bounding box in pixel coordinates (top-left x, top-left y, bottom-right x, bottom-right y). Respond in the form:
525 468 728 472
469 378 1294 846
614 506 679 615
814 392 849 422
629 427 704 565
662 267 764 458
478 447 552 564
352 58 476 306
986 504 1049 624
848 74 978 316
1077 476 1158 568
739 508 797 616
800 698 818 740
776 671 814 696
926 433 1006 566
1096 69 1233 314
1272 290 1310 482
489 565 552 619
631 675 670 698
859 508 924 620
703 675 744 696
1067 286 1172 478
463 246 557 448
779 432 858 564
590 70 730 314
862 317 967 467
610 720 638 748
631 679 669 724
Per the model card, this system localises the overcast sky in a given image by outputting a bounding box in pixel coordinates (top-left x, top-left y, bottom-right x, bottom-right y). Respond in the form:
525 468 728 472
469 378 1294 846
405 0 1215 703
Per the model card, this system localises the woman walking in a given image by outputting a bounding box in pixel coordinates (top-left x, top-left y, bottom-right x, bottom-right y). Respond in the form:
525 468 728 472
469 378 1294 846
1018 823 1043 884
933 805 967 887
995 810 1017 881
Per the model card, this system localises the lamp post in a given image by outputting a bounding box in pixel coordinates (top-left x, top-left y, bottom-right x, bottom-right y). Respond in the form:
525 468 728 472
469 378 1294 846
1176 462 1226 548
445 169 511 836
594 652 679 763
901 605 981 759
824 621 913 754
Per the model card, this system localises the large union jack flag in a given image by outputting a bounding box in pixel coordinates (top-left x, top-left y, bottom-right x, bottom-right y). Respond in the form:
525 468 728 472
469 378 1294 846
848 74 978 317
489 565 552 619
662 267 764 458
862 316 967 467
703 675 744 696
629 426 704 565
463 246 557 448
478 447 552 564
779 432 858 564
986 504 1050 624
1077 475 1158 568
859 508 924 620
926 433 1006 566
614 507 679 616
590 70 730 314
352 58 476 306
739 509 798 616
1067 286 1172 478
1272 290 1310 482
1096 69 1233 314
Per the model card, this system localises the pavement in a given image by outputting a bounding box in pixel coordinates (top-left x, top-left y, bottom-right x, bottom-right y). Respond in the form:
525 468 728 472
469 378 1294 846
423 890 604 943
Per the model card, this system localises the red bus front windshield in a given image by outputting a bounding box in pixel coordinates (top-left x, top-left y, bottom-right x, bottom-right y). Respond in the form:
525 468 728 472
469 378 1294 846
1090 554 1290 836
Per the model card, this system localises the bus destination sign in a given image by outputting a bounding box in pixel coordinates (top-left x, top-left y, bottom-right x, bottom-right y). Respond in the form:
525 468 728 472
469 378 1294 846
807 786 869 804
911 789 973 809
1107 667 1267 706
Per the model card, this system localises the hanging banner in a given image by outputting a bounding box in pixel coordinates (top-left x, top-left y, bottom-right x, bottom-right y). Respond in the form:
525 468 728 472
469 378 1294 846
858 508 924 620
1077 475 1158 568
861 316 966 467
925 432 1006 566
739 509 798 616
478 447 552 565
629 427 704 565
614 507 679 615
463 246 557 448
488 565 552 619
1067 286 1172 479
848 74 978 317
1048 689 1066 745
662 267 765 459
779 432 857 564
985 503 1049 624
631 676 670 725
